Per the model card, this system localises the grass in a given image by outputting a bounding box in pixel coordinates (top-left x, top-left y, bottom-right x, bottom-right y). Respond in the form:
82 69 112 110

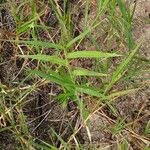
0 0 150 149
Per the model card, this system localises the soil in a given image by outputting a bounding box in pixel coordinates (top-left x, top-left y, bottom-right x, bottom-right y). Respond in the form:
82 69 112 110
0 0 150 149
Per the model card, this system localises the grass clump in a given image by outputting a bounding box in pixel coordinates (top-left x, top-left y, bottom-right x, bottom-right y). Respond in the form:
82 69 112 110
0 0 149 149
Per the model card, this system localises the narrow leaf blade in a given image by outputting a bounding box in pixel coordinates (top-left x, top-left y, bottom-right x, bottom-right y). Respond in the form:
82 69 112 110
21 40 64 50
67 51 122 59
76 85 105 99
20 54 66 66
73 68 107 76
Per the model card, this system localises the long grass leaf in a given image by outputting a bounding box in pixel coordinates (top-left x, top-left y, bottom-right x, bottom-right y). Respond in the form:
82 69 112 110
31 70 73 86
18 40 64 50
0 39 64 50
31 70 75 93
66 27 91 48
20 54 66 66
73 68 107 76
66 22 100 48
76 85 105 99
67 51 122 59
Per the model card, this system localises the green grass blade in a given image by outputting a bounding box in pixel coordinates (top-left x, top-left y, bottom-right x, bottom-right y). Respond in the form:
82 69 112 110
0 39 64 50
66 27 91 48
110 119 127 134
105 88 140 100
66 22 100 48
117 140 129 150
105 42 142 93
76 85 105 99
73 68 107 77
77 98 90 120
116 0 128 20
17 13 43 34
20 54 66 66
31 70 105 99
51 128 69 149
18 40 64 50
33 140 59 150
31 70 73 86
31 70 75 93
98 0 110 13
67 51 122 59
144 120 150 135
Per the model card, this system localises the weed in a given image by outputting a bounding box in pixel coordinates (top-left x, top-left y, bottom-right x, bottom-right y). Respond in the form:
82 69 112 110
0 0 149 149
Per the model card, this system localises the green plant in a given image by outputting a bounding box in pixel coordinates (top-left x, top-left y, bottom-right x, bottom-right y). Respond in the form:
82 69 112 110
0 0 149 149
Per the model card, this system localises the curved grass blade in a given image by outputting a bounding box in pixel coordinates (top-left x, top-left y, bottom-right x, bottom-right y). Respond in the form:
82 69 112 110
20 54 66 66
67 51 122 59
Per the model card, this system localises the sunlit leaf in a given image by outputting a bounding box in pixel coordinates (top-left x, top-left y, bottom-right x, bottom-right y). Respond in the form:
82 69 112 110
73 68 107 76
67 51 121 59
